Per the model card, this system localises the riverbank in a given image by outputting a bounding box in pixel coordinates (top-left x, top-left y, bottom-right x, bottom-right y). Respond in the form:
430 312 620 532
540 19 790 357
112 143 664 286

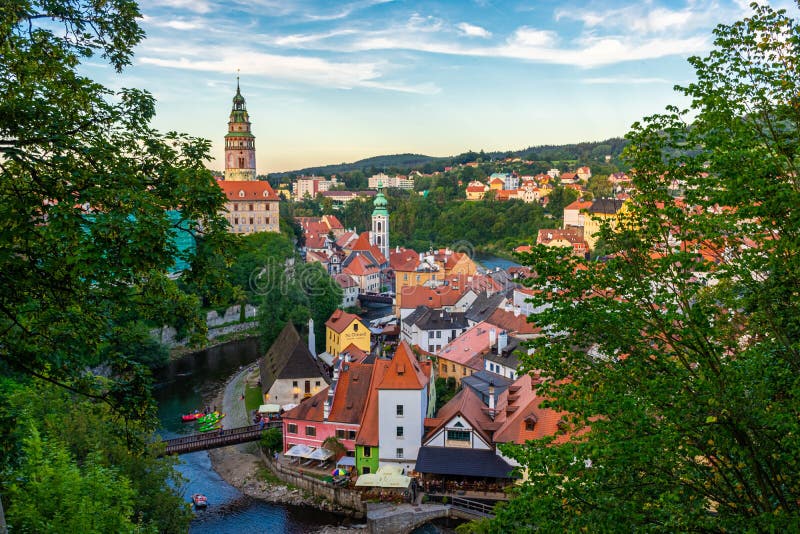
206 364 367 532
169 329 259 360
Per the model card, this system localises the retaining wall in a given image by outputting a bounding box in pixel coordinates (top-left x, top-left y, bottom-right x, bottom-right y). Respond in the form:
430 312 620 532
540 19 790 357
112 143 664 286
260 452 366 517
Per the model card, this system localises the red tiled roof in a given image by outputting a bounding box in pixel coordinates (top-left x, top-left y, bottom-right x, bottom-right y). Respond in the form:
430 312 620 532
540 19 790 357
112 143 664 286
333 273 357 289
564 200 593 211
325 309 365 334
217 180 280 200
391 248 420 271
437 322 493 367
355 360 390 446
466 186 486 193
343 254 379 277
283 388 328 422
537 228 586 246
328 362 373 424
485 307 539 336
425 387 496 445
350 232 372 251
378 341 429 390
399 285 466 310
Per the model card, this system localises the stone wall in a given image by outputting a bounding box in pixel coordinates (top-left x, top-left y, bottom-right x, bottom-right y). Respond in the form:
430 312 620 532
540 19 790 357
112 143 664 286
260 452 366 518
154 303 258 347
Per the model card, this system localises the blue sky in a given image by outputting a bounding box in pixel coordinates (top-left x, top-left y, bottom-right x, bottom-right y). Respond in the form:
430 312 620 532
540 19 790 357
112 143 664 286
87 0 795 173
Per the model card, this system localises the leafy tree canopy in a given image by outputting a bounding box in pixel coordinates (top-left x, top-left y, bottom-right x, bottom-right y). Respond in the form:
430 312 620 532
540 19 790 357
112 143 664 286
492 4 800 532
0 0 232 418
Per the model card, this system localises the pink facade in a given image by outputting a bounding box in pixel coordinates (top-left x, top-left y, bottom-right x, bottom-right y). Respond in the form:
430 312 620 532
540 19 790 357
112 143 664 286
282 418 360 453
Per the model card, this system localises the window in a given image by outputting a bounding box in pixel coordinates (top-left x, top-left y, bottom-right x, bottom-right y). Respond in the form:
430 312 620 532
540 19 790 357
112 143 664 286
436 330 441 339
362 466 371 474
363 446 371 457
396 426 404 438
353 323 359 331
287 424 298 434
525 418 536 432
396 448 404 459
428 331 435 340
336 429 346 439
451 364 455 372
306 426 316 437
315 381 321 387
348 430 357 440
248 203 253 211
234 203 239 211
292 381 298 388
234 217 239 225
249 217 254 224
441 364 447 373
447 429 471 442
396 404 404 417
451 329 457 339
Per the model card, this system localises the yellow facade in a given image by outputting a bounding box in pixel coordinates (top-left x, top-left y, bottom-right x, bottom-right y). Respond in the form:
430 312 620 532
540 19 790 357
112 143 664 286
436 357 478 386
584 201 630 250
326 318 371 356
394 269 440 313
440 254 477 278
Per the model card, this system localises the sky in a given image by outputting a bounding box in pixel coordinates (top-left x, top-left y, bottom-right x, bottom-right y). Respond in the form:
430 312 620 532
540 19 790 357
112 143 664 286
85 0 795 173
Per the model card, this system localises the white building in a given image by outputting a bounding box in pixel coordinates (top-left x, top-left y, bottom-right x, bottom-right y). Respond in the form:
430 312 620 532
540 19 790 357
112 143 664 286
377 342 432 472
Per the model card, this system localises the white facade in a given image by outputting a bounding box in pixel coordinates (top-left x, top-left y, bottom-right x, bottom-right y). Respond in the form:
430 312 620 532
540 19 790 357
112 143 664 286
372 213 389 262
563 207 586 229
341 284 359 308
369 173 415 190
423 414 492 450
401 321 465 354
513 288 551 316
484 358 518 380
377 387 428 472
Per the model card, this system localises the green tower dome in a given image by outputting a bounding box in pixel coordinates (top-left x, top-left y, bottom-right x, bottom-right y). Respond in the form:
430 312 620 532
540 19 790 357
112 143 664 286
372 181 388 216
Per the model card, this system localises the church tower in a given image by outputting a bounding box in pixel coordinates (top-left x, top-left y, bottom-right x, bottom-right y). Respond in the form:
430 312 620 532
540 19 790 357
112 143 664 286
371 181 389 260
224 78 257 181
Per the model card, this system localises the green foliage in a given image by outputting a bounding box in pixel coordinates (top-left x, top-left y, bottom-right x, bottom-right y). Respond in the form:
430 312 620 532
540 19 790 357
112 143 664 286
256 260 342 352
0 0 232 415
260 427 283 454
498 5 800 532
6 426 138 534
434 376 458 413
1 379 191 533
322 436 347 458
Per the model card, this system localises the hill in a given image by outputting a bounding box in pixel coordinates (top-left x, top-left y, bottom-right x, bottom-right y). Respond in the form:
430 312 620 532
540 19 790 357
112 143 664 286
269 138 628 178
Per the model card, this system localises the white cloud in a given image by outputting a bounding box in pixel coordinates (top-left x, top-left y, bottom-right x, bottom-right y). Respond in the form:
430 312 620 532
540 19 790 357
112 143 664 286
456 22 492 38
141 15 209 31
509 27 557 47
140 0 214 15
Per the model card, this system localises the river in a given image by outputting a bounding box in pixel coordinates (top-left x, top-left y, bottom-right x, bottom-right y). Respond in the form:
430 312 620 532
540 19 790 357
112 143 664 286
152 338 350 533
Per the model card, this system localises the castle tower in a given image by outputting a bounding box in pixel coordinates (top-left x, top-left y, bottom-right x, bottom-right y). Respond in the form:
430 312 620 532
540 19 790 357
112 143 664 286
371 181 389 260
224 77 257 181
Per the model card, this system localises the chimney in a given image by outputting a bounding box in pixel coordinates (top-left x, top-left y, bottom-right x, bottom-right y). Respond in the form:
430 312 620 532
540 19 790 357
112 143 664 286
514 306 521 317
488 382 496 420
498 330 508 354
489 328 497 349
308 318 316 357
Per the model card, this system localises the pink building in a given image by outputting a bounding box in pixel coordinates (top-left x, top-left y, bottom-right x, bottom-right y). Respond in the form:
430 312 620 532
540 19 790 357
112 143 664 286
282 360 373 456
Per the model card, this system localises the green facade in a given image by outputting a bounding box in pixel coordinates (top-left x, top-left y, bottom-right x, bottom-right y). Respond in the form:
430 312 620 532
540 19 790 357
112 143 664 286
355 445 379 475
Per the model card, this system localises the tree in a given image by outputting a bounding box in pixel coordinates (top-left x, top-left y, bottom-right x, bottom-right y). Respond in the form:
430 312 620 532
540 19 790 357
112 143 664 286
260 427 283 454
494 4 800 532
0 0 232 417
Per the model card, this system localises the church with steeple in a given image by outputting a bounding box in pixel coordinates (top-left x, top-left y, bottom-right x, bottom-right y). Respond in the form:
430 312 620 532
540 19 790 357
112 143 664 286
217 78 280 234
371 181 390 260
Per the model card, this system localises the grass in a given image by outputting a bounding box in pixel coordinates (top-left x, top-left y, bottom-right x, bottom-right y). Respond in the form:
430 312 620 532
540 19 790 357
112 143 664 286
245 382 262 413
256 466 282 485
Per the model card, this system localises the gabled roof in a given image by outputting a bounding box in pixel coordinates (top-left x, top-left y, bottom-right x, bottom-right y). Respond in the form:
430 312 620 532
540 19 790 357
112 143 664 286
328 362 373 424
537 227 586 246
492 373 569 444
399 285 466 310
333 273 358 289
437 321 493 367
377 341 429 390
350 232 372 251
415 447 515 478
342 254 379 277
589 198 626 215
217 180 280 201
355 359 390 446
390 247 421 271
325 309 365 334
461 370 514 405
336 231 358 248
260 322 330 396
564 199 593 212
465 292 507 324
424 386 495 446
283 387 327 422
403 306 469 331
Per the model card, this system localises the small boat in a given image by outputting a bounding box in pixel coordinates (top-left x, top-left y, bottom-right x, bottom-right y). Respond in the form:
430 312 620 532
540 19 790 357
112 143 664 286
181 412 203 422
192 494 208 509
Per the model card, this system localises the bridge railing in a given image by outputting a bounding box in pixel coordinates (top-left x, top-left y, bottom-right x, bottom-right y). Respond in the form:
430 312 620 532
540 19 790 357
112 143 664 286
450 496 496 517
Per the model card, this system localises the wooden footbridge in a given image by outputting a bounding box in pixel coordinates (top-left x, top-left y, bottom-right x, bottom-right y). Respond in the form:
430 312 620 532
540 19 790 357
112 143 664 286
158 421 282 456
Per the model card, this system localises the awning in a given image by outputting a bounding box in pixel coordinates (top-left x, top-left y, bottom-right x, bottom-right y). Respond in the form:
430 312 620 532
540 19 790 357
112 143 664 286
258 404 281 414
415 446 516 479
285 444 315 458
307 447 333 461
336 456 356 467
355 465 411 488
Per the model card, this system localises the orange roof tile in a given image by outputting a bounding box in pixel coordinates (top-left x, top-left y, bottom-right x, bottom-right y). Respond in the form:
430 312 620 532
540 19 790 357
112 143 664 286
399 285 466 310
378 341 429 390
425 386 495 446
391 248 421 271
325 309 365 334
328 362 373 424
283 388 328 422
355 360 390 446
217 179 280 200
485 307 539 336
342 254 380 277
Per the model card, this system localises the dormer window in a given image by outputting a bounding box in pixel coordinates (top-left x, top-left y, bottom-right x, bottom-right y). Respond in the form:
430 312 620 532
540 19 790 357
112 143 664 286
524 415 537 432
239 190 245 198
